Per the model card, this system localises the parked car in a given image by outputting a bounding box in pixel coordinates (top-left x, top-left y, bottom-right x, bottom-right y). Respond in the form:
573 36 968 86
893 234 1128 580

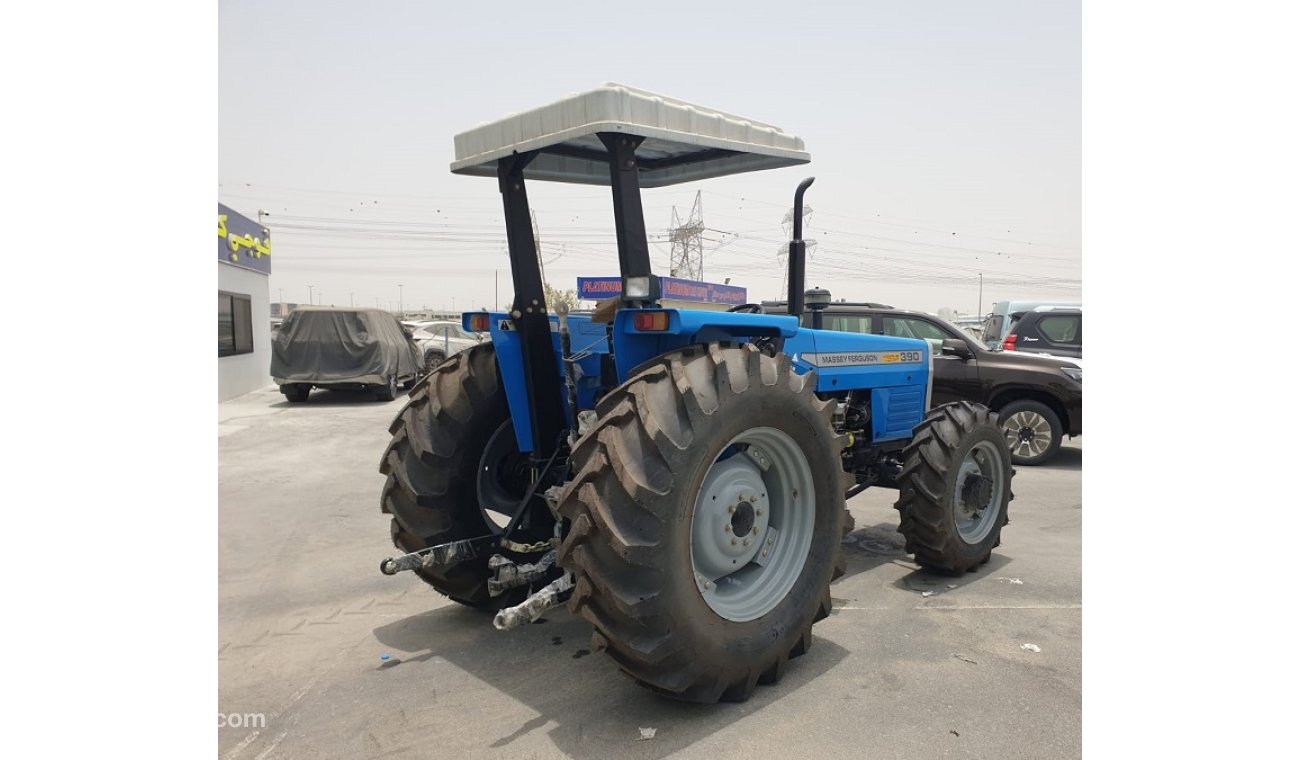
271 307 423 402
981 299 1081 349
412 320 482 372
951 316 984 336
762 299 1082 465
1001 306 1082 359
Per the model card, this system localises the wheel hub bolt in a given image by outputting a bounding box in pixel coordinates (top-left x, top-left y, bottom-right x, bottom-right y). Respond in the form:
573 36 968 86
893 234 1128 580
752 527 759 535
731 538 738 545
756 509 763 517
724 524 731 533
728 505 736 513
743 539 751 547
704 581 713 590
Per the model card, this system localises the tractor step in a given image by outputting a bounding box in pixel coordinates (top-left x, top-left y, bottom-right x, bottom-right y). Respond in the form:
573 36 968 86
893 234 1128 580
379 535 497 576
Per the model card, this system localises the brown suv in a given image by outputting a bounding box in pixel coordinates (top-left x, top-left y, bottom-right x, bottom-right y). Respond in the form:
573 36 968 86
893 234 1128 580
762 300 1082 465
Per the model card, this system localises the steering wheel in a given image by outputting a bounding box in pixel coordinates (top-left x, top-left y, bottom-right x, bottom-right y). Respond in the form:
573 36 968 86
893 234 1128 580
724 303 781 356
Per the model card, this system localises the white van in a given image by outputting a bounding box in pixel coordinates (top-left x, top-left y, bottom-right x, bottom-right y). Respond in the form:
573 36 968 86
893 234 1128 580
981 300 1081 349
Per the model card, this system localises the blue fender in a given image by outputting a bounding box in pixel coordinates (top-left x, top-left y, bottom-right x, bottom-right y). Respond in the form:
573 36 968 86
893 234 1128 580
466 311 609 454
610 309 798 379
469 306 931 451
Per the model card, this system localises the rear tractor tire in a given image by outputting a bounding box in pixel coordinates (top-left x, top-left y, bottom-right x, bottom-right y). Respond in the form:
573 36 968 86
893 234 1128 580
895 401 1014 575
556 343 854 703
377 343 557 609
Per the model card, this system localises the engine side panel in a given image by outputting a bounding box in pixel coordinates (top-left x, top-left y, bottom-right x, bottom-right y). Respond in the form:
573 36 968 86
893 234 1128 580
784 328 931 442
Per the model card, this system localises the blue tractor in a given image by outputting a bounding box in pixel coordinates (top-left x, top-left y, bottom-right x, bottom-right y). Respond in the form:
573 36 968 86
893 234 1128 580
378 84 1013 703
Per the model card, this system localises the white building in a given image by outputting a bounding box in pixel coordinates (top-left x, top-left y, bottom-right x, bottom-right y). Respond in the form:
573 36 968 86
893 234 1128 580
218 203 272 401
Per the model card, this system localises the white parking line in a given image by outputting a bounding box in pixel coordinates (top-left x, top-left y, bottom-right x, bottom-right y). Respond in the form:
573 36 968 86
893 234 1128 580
223 671 323 760
836 604 1082 610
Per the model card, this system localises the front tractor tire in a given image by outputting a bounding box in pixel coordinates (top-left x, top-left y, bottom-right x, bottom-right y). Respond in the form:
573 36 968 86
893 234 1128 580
377 343 554 610
556 343 853 704
895 401 1014 575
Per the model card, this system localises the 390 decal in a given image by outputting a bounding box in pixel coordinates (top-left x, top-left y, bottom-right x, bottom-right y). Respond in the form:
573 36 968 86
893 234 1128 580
886 351 923 363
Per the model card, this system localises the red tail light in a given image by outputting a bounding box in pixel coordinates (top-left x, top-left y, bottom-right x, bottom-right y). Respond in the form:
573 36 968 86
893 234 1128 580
467 313 490 332
1002 334 1017 351
633 311 669 331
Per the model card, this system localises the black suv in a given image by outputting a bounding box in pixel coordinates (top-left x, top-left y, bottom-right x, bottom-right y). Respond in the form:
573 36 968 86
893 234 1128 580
1003 307 1082 359
761 300 1082 465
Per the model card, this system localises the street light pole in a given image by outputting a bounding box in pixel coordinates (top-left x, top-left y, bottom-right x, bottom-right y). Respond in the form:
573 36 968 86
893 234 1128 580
398 284 404 318
349 292 355 307
307 284 314 305
977 273 983 317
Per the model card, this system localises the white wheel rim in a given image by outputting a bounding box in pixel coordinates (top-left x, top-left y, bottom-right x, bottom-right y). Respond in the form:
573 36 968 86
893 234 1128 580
953 440 1005 543
689 427 816 622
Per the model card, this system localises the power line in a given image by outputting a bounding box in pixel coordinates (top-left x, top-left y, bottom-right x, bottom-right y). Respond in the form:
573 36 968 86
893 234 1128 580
222 181 1079 255
701 189 1082 253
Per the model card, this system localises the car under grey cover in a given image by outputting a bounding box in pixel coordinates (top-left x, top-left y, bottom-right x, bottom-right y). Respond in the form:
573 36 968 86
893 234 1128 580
271 308 422 386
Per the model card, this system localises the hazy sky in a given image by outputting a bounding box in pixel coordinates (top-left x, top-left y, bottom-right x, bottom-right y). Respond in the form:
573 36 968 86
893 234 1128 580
219 0 1080 315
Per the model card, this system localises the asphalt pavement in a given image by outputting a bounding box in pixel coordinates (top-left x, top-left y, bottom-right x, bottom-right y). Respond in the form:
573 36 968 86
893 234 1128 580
219 385 1081 760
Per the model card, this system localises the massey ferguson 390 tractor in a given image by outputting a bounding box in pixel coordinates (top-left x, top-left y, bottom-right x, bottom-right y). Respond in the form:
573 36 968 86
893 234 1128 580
378 84 1013 703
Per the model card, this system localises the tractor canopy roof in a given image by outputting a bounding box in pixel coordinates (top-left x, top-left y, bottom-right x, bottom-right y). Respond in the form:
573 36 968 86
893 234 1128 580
451 83 809 188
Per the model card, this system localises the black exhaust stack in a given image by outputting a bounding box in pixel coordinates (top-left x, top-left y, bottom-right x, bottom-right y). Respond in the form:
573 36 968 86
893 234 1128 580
787 177 815 318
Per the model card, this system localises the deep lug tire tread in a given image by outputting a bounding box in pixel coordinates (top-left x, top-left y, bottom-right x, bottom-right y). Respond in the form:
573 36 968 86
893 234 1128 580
556 343 854 703
377 343 532 610
894 401 1015 575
